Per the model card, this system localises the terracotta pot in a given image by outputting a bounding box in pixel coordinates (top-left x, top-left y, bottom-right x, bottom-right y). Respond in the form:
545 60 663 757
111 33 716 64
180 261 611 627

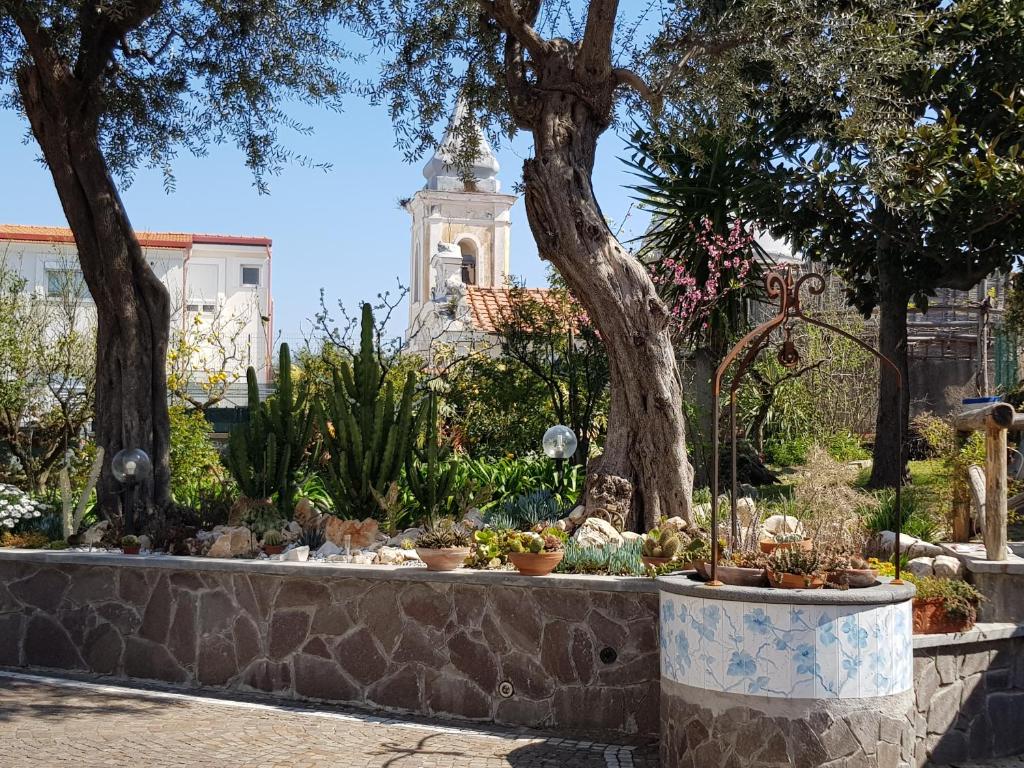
642 556 674 569
695 561 768 587
912 597 975 635
416 547 470 572
122 546 141 555
767 569 825 589
508 550 564 576
759 539 813 555
263 545 284 556
827 568 879 589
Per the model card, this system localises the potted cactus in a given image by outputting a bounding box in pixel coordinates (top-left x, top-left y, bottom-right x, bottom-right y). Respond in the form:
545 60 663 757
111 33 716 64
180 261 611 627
415 518 472 571
642 525 682 568
759 531 813 555
911 576 983 634
766 546 825 589
506 527 566 576
262 530 285 556
121 535 141 555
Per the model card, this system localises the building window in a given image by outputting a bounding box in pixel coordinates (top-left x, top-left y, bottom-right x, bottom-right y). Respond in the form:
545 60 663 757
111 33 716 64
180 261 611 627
46 268 88 299
241 266 261 287
458 239 478 286
186 300 216 315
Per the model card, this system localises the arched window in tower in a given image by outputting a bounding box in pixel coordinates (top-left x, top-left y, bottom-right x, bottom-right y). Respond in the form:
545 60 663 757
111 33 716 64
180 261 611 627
458 239 478 285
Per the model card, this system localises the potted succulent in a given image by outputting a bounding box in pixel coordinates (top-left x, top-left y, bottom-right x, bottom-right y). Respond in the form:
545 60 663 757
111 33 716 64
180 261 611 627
911 576 984 634
121 535 141 555
642 524 683 569
415 518 472 572
827 555 879 589
694 540 768 587
759 531 813 555
766 546 825 589
262 530 285 556
507 527 566 576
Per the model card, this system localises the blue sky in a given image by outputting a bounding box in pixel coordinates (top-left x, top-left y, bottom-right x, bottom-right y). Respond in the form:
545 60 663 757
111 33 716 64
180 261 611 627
0 95 647 348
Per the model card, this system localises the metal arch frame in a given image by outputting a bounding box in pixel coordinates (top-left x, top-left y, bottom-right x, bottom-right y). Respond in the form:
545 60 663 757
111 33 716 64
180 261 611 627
708 268 905 585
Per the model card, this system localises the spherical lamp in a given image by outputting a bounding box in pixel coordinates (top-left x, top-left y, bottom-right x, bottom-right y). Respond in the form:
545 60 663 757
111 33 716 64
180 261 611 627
542 425 577 460
111 448 152 484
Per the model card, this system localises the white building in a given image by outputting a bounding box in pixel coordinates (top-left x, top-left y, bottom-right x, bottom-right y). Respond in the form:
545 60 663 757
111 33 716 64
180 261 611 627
0 225 274 387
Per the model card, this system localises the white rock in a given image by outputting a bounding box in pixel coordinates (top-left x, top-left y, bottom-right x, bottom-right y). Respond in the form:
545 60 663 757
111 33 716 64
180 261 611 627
351 551 375 565
906 557 935 579
568 505 587 524
138 534 152 552
316 541 343 558
573 517 623 548
80 521 109 546
375 546 421 565
762 514 803 536
621 531 643 542
663 516 689 533
933 555 964 580
735 497 757 527
282 545 309 562
876 531 943 558
282 521 302 541
206 527 254 558
388 528 423 547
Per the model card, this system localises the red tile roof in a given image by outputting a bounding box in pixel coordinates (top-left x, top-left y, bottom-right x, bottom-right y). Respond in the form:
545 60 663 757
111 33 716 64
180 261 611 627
465 286 553 333
0 224 271 249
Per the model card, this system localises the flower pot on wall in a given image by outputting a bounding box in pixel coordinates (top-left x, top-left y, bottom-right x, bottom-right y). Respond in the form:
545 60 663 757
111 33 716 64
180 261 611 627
642 556 674 569
263 545 284 556
416 547 470 572
695 561 768 587
122 546 140 556
767 569 825 590
508 551 563 576
912 597 974 634
827 568 879 589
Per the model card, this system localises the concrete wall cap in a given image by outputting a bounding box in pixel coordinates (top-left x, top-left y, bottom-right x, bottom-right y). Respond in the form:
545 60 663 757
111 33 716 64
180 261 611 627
657 573 915 605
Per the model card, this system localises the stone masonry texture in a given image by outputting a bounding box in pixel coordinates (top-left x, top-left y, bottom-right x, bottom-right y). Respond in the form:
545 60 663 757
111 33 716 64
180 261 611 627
0 558 660 737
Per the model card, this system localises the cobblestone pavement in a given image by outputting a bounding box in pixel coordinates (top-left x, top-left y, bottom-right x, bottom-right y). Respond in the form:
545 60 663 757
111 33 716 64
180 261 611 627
938 761 1024 767
0 672 656 768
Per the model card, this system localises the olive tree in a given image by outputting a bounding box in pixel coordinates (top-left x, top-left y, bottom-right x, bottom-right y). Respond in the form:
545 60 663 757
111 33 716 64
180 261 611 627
0 0 353 525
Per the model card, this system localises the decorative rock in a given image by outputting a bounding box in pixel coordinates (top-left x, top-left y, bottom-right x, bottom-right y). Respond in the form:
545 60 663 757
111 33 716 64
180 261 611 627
553 519 571 532
462 509 484 529
351 551 375 565
662 517 689 533
572 517 623 548
932 555 964 580
735 497 757 527
739 483 759 500
206 527 254 559
876 531 943 558
293 497 320 528
906 557 935 579
387 528 423 547
282 521 302 541
324 517 380 549
80 521 109 547
568 505 587 524
622 531 643 542
137 534 152 552
228 496 273 527
316 542 343 558
375 546 421 565
282 545 309 562
762 514 803 536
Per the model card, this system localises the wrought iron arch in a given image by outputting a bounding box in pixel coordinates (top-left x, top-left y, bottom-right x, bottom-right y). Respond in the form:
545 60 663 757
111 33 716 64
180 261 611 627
708 268 905 585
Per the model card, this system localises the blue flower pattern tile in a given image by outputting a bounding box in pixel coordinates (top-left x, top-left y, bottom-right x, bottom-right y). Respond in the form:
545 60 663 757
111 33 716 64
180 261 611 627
659 593 912 700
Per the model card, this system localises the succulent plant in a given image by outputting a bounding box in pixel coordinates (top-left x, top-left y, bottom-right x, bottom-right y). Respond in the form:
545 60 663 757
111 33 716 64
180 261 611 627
414 518 471 549
298 519 326 550
773 532 805 543
262 530 283 547
642 526 682 558
767 546 820 576
121 535 140 547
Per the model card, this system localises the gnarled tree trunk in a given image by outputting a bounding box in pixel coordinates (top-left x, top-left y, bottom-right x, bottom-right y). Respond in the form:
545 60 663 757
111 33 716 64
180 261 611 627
868 246 910 488
17 65 171 533
520 92 693 530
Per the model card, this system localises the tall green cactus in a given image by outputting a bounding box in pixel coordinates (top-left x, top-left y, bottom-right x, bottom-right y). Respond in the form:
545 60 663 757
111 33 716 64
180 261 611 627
318 303 416 520
406 391 459 523
225 343 313 517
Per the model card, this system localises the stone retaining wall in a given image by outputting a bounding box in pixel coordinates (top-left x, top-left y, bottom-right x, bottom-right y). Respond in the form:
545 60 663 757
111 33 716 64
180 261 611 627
0 552 659 737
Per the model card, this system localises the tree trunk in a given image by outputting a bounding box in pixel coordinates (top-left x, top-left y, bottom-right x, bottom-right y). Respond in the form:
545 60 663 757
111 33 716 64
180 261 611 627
17 66 171 533
868 246 910 488
521 96 693 530
686 347 716 489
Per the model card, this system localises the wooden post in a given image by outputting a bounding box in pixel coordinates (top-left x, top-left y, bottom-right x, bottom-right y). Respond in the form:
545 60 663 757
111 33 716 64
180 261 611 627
951 429 972 542
984 425 1008 561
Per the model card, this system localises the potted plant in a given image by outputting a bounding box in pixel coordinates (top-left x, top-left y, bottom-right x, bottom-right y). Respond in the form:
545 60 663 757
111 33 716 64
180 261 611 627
642 524 683 568
507 527 566 576
415 518 471 571
766 547 825 589
759 531 813 555
262 530 285 556
694 539 768 587
121 535 141 555
827 555 879 589
911 576 983 634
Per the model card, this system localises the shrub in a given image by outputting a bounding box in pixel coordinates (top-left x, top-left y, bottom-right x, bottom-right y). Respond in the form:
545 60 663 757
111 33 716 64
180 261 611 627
765 435 812 466
910 575 983 621
822 430 870 462
859 487 942 543
0 530 49 548
169 406 225 508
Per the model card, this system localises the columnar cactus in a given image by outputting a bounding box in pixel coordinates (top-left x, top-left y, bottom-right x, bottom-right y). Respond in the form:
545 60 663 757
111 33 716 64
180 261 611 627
225 343 313 517
318 303 417 520
406 390 458 523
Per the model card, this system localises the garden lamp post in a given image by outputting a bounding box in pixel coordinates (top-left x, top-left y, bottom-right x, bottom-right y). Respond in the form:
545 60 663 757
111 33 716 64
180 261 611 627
542 425 577 494
111 448 152 535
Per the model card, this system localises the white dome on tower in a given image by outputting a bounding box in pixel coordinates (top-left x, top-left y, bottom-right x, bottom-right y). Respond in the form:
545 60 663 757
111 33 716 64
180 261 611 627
422 97 501 193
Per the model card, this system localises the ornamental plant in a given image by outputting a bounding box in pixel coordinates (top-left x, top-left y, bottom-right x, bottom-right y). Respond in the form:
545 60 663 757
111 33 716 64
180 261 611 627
506 527 566 554
0 484 47 529
642 525 683 559
910 576 984 622
414 518 471 550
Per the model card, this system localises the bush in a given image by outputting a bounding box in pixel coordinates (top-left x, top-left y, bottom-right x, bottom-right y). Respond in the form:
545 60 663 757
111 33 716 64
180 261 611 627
822 430 870 462
765 435 812 466
910 575 983 620
169 406 227 508
859 487 942 543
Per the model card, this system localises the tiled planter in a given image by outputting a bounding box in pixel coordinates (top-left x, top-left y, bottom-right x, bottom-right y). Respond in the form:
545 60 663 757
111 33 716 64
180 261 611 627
657 575 917 767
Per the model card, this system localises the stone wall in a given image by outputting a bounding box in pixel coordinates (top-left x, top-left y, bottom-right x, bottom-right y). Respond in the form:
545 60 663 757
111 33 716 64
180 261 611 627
0 553 660 737
912 636 1024 766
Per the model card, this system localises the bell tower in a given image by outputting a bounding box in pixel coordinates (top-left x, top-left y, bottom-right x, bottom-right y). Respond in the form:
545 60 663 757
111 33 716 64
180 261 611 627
404 99 517 348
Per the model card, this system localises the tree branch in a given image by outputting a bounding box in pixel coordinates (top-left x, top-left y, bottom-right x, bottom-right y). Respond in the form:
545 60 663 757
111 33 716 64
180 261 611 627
579 0 619 77
477 0 548 61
